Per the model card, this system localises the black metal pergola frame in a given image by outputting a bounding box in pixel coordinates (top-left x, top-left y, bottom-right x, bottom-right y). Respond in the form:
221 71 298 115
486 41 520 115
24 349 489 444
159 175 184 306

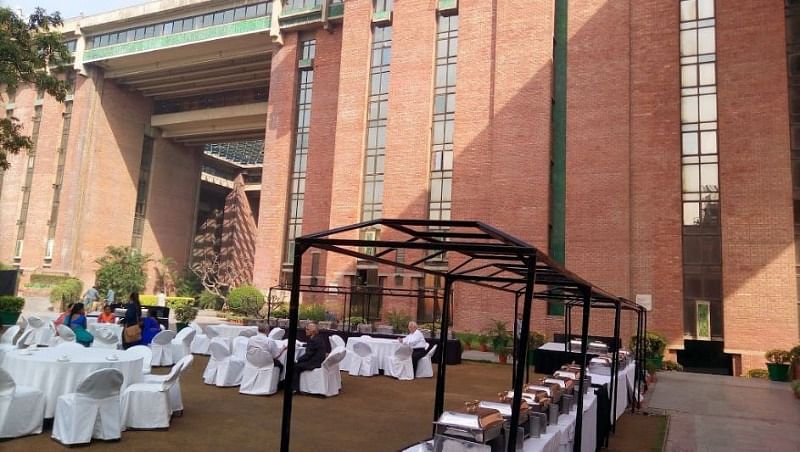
278 219 628 452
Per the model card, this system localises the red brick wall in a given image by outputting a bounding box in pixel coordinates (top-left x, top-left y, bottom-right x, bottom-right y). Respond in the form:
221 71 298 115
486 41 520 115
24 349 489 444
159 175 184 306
219 174 258 288
716 0 799 368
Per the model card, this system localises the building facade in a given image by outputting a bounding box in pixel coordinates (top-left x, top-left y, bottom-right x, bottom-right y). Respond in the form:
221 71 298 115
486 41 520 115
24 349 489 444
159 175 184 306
0 0 797 373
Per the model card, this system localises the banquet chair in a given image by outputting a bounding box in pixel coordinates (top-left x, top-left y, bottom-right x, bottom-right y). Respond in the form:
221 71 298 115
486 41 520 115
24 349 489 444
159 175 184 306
386 345 414 380
150 330 177 366
232 336 249 361
51 368 125 445
27 316 53 346
268 327 285 340
171 328 196 362
0 325 20 345
238 329 258 338
189 322 211 355
126 345 153 374
347 341 380 377
55 324 76 344
16 315 27 331
201 337 227 384
14 329 34 349
415 344 438 378
299 346 346 397
92 328 119 349
121 360 183 429
328 335 350 370
239 340 280 396
143 355 194 415
204 340 244 387
0 368 46 438
54 342 86 353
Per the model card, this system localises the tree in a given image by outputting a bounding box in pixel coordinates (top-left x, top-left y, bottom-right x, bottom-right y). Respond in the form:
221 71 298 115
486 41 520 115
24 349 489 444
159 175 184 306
190 252 247 308
0 7 71 169
95 246 152 298
154 256 177 295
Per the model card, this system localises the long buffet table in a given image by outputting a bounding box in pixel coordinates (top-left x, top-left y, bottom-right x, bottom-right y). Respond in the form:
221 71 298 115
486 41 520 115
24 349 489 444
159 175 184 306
587 361 637 423
533 342 598 374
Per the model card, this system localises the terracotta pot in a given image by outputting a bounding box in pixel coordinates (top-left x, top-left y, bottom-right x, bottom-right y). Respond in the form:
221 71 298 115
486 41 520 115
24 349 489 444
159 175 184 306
463 342 472 351
479 344 489 352
498 354 508 364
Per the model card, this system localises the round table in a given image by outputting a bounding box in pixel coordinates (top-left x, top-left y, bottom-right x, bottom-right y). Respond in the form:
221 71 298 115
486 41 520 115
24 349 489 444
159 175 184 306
1 347 143 417
345 336 402 370
209 324 258 339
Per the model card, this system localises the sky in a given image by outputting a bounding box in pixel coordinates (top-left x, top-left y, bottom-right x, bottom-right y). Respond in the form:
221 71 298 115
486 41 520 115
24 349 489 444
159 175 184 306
1 0 152 20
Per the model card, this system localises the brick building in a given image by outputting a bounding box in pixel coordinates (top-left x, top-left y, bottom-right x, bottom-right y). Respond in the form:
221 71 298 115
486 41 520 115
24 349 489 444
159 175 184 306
0 0 797 374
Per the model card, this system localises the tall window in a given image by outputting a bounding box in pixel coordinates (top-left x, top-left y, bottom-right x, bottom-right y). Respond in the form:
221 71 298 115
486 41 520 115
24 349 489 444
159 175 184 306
131 136 155 250
14 101 44 260
786 0 800 335
45 72 75 263
285 39 316 264
680 0 722 340
361 25 392 222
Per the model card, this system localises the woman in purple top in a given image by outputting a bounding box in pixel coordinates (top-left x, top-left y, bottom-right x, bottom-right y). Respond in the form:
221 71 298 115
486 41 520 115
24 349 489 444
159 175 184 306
140 307 161 345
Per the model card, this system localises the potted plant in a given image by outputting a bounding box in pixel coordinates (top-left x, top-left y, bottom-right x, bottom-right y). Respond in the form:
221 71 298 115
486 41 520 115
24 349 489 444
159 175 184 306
789 345 800 380
527 331 546 365
456 332 475 351
791 380 800 399
0 295 24 325
765 349 791 382
485 320 511 364
477 334 490 352
169 298 198 331
631 331 667 374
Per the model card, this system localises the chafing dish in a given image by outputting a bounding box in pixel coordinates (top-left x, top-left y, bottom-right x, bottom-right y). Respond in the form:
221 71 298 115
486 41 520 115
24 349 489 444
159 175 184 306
545 376 575 395
588 341 609 354
502 392 549 434
480 399 530 446
433 401 505 451
534 381 562 403
432 434 491 452
520 386 560 425
589 356 612 376
568 339 583 352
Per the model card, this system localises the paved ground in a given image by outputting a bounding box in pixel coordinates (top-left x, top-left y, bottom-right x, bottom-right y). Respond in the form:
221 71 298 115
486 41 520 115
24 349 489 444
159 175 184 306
649 371 800 452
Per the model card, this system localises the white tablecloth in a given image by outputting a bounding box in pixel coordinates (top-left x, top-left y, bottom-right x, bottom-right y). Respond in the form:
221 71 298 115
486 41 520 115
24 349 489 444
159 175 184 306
1 347 143 417
345 336 402 370
209 324 258 338
588 361 635 422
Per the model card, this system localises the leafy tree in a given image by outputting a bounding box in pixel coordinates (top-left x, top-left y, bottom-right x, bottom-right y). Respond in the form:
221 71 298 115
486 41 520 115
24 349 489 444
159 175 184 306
227 285 265 318
0 7 71 169
94 246 152 298
154 256 177 294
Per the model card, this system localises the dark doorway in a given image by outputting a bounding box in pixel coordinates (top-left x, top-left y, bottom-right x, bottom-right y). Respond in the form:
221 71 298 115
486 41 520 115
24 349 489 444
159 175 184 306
677 340 733 375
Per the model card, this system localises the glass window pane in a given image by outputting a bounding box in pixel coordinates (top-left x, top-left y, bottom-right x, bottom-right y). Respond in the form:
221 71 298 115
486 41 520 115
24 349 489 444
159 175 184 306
683 164 700 192
698 63 715 85
697 27 715 54
682 96 699 123
234 7 247 20
698 94 717 121
700 131 716 154
683 202 700 225
682 65 697 87
698 0 714 19
680 30 697 56
682 132 698 155
224 9 235 23
680 0 697 22
700 163 718 190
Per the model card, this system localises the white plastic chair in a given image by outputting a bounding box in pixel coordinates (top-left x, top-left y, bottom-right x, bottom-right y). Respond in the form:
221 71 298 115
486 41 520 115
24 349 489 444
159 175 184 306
347 341 380 377
171 328 196 362
204 340 244 387
51 368 124 445
126 345 153 374
415 344 437 378
150 330 176 366
0 368 46 438
92 328 119 349
55 324 76 343
239 339 279 396
121 360 183 429
386 344 415 380
268 328 285 340
143 355 193 415
232 336 249 361
0 325 20 345
189 322 210 355
299 346 346 397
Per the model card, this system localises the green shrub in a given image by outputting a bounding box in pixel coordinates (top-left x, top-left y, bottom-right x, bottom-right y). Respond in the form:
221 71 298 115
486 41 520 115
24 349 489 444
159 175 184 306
174 268 203 298
765 349 791 364
662 360 683 371
387 309 411 334
227 285 265 318
790 345 800 364
139 295 194 306
528 331 546 349
168 298 198 323
198 291 224 310
747 369 769 379
94 246 152 297
30 273 72 287
270 302 289 319
0 295 24 312
484 320 511 353
346 316 365 326
49 277 82 311
631 331 668 360
0 261 11 270
299 303 326 322
455 332 477 347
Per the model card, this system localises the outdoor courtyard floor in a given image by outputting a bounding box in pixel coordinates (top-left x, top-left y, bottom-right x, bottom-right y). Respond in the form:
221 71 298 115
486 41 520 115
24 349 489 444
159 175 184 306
2 357 665 452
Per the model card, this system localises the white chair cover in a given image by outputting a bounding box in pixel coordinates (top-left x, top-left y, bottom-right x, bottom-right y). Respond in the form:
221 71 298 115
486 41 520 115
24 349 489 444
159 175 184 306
239 340 279 396
92 328 119 349
347 341 380 377
27 316 53 346
171 328 196 362
189 322 211 355
238 329 257 338
143 355 193 414
0 368 46 438
150 330 176 366
329 335 352 370
56 324 76 343
14 329 34 349
51 368 124 445
0 325 20 345
16 315 27 331
204 340 244 387
232 336 249 361
386 344 414 380
415 344 437 378
268 328 285 340
126 345 153 374
121 359 183 429
201 337 226 384
300 346 346 397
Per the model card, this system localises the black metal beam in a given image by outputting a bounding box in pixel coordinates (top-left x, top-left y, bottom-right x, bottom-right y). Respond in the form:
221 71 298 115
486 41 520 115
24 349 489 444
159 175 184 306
279 242 306 452
573 284 592 452
507 256 536 452
432 276 454 427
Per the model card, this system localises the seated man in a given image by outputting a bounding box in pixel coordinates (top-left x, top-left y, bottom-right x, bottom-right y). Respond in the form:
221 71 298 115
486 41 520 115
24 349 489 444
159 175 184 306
400 321 428 373
292 322 326 392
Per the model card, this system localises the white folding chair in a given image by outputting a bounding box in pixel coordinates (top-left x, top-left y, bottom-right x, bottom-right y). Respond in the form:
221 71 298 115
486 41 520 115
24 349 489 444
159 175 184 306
92 328 119 349
51 368 124 445
415 344 437 378
143 355 193 415
0 368 46 438
171 328 196 362
268 328 285 340
204 340 244 387
347 341 380 377
55 324 76 344
0 325 20 345
300 346 346 397
232 336 249 361
150 330 176 366
126 345 153 374
189 322 211 355
386 344 415 380
121 360 183 429
239 339 280 396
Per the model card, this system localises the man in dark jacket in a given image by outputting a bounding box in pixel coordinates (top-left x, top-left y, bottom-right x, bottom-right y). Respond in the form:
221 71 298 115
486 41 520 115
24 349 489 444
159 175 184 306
293 322 327 391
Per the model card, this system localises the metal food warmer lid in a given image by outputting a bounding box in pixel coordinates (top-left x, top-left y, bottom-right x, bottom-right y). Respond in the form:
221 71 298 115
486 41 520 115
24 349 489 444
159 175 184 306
479 399 529 418
436 403 504 430
554 370 580 380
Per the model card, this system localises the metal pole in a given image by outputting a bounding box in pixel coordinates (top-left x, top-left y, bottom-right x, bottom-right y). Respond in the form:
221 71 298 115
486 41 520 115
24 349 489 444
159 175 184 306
643 310 648 392
432 276 454 430
611 301 621 432
633 309 642 412
564 303 569 352
513 291 520 388
279 243 306 452
507 256 536 452
574 286 591 452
